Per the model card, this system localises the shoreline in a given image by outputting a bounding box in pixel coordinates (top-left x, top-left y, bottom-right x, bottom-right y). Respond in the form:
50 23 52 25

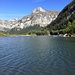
0 34 75 37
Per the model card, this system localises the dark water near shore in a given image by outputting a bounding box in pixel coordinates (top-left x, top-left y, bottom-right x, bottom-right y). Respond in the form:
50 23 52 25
0 36 75 75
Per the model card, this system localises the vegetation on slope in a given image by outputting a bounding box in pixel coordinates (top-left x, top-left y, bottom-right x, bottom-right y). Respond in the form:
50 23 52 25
46 0 75 34
0 31 9 36
8 25 49 35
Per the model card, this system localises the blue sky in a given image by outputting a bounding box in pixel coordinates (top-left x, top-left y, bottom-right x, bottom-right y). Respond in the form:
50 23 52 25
0 0 72 20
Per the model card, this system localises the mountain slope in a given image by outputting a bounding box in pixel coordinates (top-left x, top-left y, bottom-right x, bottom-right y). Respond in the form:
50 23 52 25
47 0 75 30
0 18 20 31
19 7 59 28
0 7 59 31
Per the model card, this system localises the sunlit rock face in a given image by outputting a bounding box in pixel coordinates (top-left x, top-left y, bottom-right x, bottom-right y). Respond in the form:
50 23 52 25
21 7 59 28
0 7 59 31
0 18 20 31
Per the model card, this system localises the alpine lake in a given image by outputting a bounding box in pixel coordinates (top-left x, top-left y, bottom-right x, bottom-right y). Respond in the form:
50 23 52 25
0 36 75 75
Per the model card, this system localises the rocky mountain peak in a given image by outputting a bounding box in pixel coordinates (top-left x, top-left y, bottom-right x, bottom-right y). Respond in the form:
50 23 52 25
32 7 46 13
9 18 20 21
0 7 59 31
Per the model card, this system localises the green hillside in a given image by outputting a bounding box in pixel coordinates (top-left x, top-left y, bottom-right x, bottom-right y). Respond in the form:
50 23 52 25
46 0 75 34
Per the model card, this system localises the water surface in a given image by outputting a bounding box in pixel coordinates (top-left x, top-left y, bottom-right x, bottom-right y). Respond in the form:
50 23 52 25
0 36 75 75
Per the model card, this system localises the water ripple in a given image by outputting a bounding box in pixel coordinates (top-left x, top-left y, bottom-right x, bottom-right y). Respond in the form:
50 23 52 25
0 36 75 75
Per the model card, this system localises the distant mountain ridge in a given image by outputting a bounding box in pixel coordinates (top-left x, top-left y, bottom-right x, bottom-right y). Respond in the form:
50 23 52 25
0 18 20 31
0 7 59 31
